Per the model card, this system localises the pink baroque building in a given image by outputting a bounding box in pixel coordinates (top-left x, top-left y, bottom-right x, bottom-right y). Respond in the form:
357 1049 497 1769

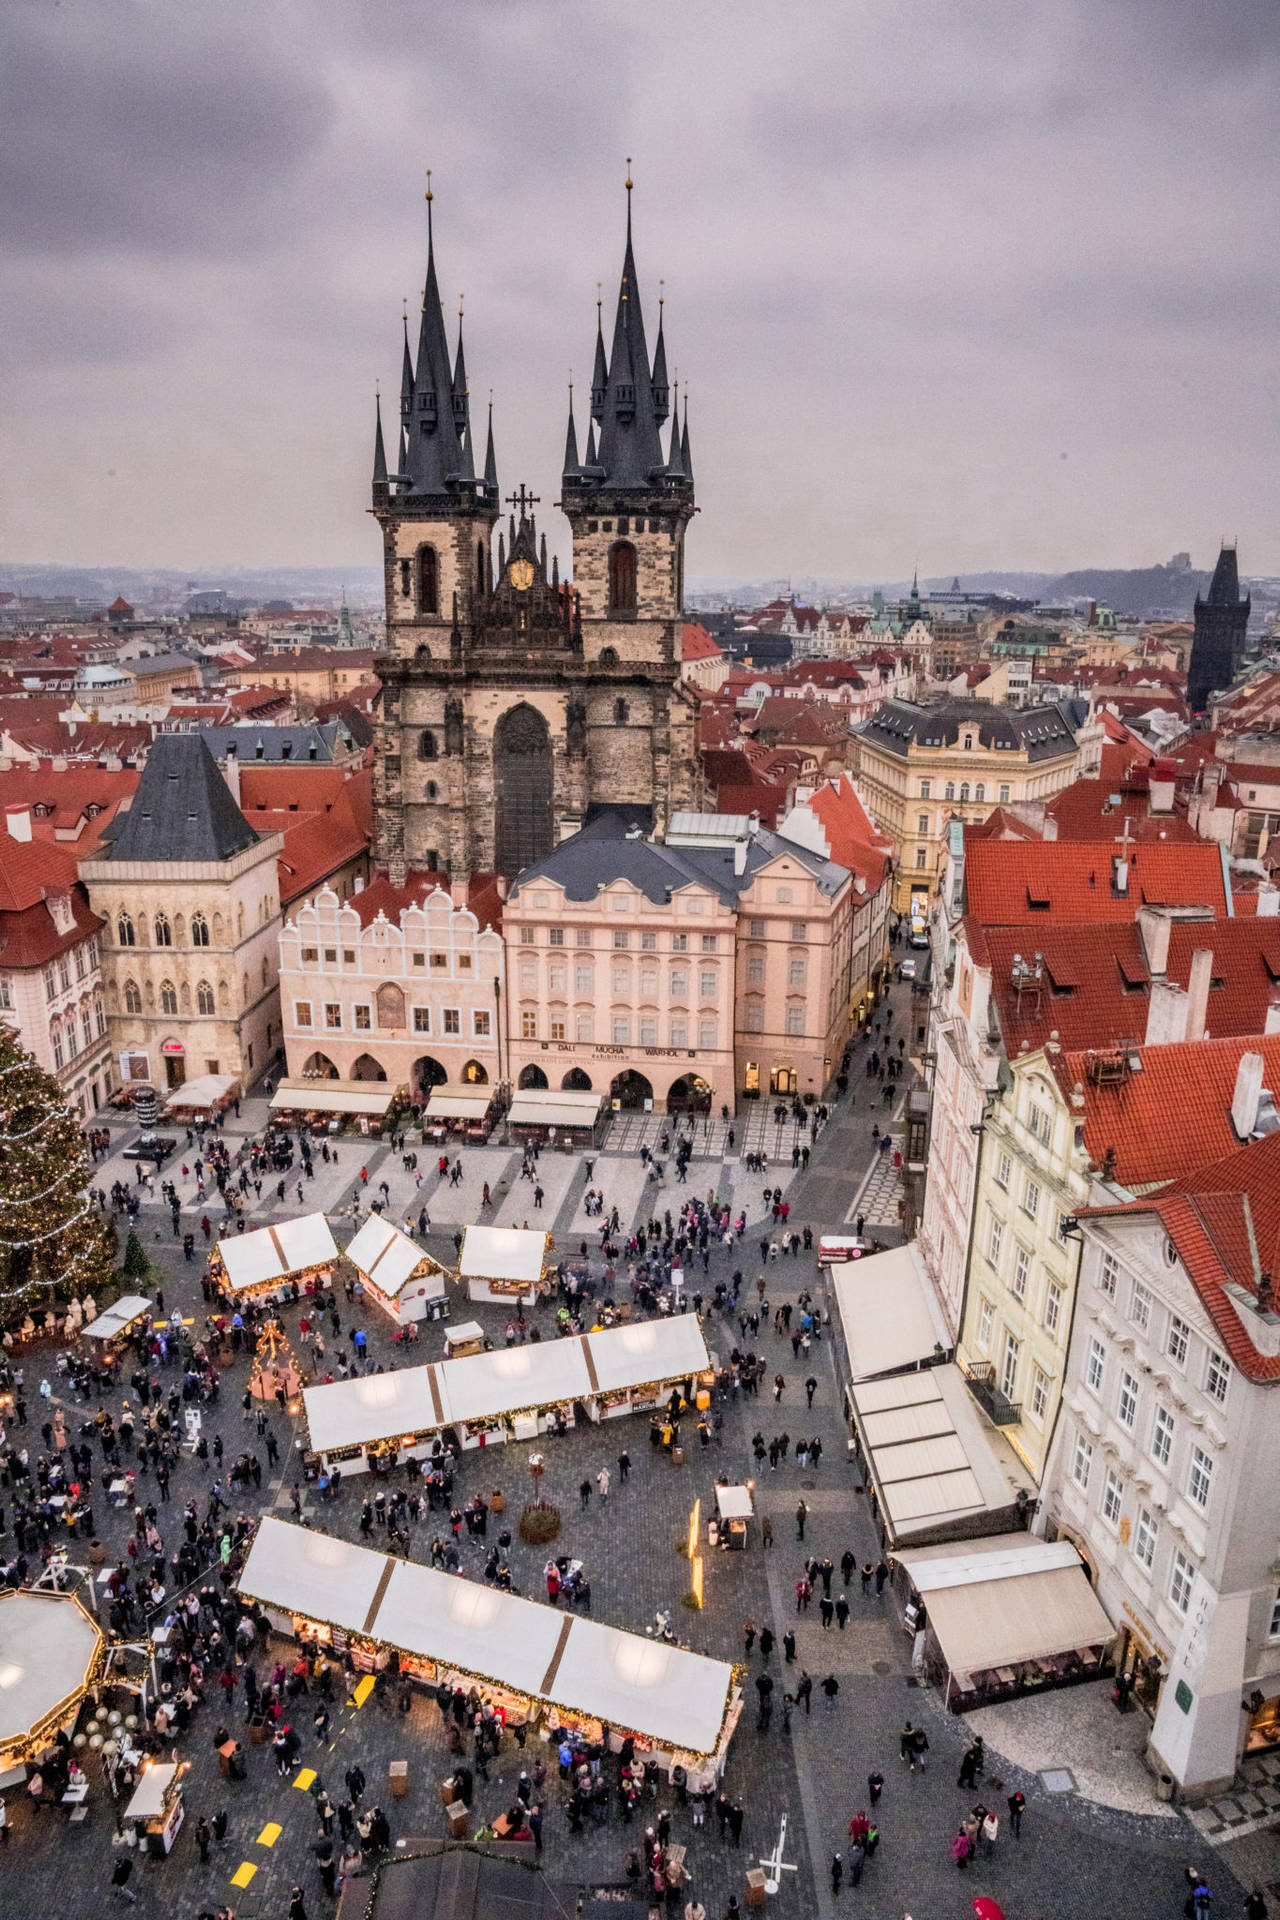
278 875 504 1096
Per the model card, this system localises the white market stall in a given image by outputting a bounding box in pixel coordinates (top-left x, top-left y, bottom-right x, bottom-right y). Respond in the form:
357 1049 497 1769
123 1759 186 1856
0 1589 104 1773
238 1517 739 1773
459 1224 551 1304
444 1320 486 1357
711 1484 755 1551
302 1312 712 1472
344 1215 449 1327
208 1212 339 1302
81 1294 154 1350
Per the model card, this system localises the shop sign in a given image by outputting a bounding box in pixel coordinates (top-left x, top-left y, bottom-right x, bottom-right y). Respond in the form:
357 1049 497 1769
162 1039 185 1055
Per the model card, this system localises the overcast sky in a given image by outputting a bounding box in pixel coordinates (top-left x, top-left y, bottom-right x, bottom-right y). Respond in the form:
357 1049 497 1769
3 0 1277 583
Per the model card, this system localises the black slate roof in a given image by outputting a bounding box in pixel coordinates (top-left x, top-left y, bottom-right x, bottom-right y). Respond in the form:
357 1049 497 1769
858 698 1077 762
106 733 257 863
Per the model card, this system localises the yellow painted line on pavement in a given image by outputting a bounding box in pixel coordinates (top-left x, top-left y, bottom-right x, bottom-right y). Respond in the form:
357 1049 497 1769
293 1767 317 1791
231 1862 258 1889
257 1822 283 1847
351 1675 376 1708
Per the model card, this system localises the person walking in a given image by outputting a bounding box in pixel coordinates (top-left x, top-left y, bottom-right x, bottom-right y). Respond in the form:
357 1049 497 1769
867 1770 883 1806
805 1375 818 1407
951 1828 972 1870
289 1886 309 1920
579 1478 592 1509
196 1815 212 1862
835 1595 850 1630
821 1673 839 1711
618 1449 631 1483
820 1597 834 1630
831 1853 843 1897
1007 1788 1025 1837
597 1466 610 1502
795 1500 808 1541
783 1629 796 1664
111 1859 137 1902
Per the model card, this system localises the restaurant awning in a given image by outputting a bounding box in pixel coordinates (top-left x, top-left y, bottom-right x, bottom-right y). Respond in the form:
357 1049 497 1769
507 1090 605 1129
216 1212 339 1292
270 1079 394 1117
459 1224 549 1286
830 1241 952 1379
424 1085 495 1122
895 1535 1115 1680
81 1293 154 1342
850 1365 1033 1545
163 1073 236 1113
239 1517 735 1757
344 1215 446 1300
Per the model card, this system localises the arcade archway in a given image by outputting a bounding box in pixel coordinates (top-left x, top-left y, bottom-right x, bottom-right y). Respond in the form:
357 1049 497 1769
610 1069 653 1111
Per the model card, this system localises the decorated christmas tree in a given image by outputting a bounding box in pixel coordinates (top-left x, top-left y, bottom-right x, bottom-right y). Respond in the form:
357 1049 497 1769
0 1025 115 1325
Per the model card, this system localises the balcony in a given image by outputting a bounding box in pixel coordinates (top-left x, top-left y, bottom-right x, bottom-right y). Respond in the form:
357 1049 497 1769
963 1360 1022 1426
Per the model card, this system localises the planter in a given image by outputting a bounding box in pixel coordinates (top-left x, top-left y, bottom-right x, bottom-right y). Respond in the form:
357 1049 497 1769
248 1716 270 1747
490 1491 505 1514
518 1502 561 1546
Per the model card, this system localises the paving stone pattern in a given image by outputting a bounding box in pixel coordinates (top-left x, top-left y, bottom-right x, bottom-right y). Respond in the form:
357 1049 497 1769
1 981 1245 1919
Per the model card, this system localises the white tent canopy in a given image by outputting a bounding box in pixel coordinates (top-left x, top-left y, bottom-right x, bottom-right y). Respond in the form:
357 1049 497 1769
238 1517 734 1756
459 1225 549 1287
270 1079 393 1117
850 1365 1032 1545
715 1486 754 1521
507 1089 604 1129
81 1293 153 1342
896 1535 1115 1681
345 1216 445 1301
830 1241 952 1379
163 1073 236 1112
303 1312 710 1457
124 1762 180 1823
424 1086 494 1122
215 1213 339 1293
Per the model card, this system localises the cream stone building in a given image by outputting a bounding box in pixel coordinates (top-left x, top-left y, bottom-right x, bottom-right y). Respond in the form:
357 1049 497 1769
82 735 283 1093
0 830 113 1116
278 877 503 1095
853 699 1080 916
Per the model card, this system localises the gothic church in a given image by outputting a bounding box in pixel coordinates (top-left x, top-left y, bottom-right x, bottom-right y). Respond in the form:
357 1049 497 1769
371 181 700 885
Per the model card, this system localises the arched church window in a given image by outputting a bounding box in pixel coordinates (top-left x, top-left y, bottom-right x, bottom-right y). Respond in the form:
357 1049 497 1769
418 730 439 760
477 540 487 596
416 545 439 615
154 913 172 947
160 980 178 1016
117 913 135 947
608 541 637 616
191 912 210 946
614 697 630 725
598 647 619 667
124 979 141 1014
197 980 215 1016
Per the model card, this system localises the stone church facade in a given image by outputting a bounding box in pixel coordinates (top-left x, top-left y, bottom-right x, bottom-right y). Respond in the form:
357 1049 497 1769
370 182 700 886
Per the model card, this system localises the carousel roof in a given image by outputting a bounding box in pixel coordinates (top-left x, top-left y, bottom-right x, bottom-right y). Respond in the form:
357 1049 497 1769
0 1589 103 1755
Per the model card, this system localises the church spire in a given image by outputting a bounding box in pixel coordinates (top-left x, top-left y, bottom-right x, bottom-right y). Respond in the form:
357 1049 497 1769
404 172 466 497
372 390 388 493
399 304 415 445
562 378 581 477
590 287 608 422
651 280 669 426
483 397 498 493
680 390 692 484
666 380 683 477
453 300 474 480
591 165 669 489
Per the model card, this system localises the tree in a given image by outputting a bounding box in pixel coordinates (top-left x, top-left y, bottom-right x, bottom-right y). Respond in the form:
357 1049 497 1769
122 1230 150 1279
0 1025 114 1324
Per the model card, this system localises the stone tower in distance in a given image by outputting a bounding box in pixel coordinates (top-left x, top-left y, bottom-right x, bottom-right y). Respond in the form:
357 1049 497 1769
1187 542 1250 714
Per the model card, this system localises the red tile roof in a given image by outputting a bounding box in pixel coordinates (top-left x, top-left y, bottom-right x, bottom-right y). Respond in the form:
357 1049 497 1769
352 870 503 932
1043 778 1197 842
804 773 893 882
963 837 1229 925
681 623 724 663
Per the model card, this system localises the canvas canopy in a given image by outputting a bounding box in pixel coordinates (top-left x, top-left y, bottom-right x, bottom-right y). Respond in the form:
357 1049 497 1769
831 1240 951 1379
895 1535 1115 1682
715 1486 754 1521
0 1590 103 1757
303 1312 710 1456
81 1293 153 1342
215 1213 339 1293
163 1073 236 1113
507 1090 604 1129
424 1086 494 1122
459 1225 549 1287
345 1215 445 1301
124 1762 180 1823
270 1079 394 1117
238 1517 734 1756
850 1365 1031 1544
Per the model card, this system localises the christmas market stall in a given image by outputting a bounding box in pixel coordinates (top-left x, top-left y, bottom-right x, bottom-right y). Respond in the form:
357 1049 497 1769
0 1588 104 1776
80 1293 154 1356
444 1320 486 1357
301 1312 712 1474
459 1224 551 1305
344 1215 449 1328
208 1212 339 1303
122 1758 187 1856
238 1517 740 1779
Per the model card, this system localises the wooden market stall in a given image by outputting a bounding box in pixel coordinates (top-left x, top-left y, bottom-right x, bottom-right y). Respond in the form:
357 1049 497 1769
122 1759 186 1856
423 1085 499 1141
344 1215 449 1327
0 1589 104 1776
80 1294 154 1355
711 1484 755 1551
444 1320 486 1357
238 1517 740 1782
302 1312 712 1473
208 1212 339 1304
459 1224 551 1305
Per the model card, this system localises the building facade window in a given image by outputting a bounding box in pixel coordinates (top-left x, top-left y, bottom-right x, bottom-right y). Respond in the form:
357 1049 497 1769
1188 1445 1213 1510
1170 1548 1195 1615
1152 1405 1175 1467
1206 1348 1231 1405
160 980 177 1015
413 1008 430 1034
1029 1366 1049 1423
295 1002 313 1028
1099 1250 1119 1299
324 1003 342 1029
1086 1337 1105 1394
1071 1432 1093 1490
1102 1469 1124 1528
977 1297 994 1349
1167 1316 1190 1368
1044 1282 1063 1336
1134 1507 1158 1570
1131 1281 1152 1332
1012 1247 1030 1300
1118 1369 1139 1429
987 1217 1003 1266
1001 1332 1020 1399
995 1152 1012 1189
154 914 172 947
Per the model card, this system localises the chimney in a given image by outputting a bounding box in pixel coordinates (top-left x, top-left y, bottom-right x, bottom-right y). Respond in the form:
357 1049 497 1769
747 810 761 835
1265 993 1280 1036
1184 947 1213 1044
4 804 32 842
1148 759 1176 814
1257 886 1280 920
1232 1051 1266 1139
1112 855 1129 897
221 750 241 805
1138 905 1171 975
734 837 749 877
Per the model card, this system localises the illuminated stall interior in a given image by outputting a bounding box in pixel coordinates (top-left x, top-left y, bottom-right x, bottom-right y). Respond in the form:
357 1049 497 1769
207 1212 339 1302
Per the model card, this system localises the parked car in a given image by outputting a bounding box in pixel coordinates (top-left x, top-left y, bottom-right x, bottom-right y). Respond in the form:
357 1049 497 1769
898 957 917 982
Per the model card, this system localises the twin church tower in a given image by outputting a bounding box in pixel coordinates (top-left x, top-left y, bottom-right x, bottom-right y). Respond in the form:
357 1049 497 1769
370 178 700 886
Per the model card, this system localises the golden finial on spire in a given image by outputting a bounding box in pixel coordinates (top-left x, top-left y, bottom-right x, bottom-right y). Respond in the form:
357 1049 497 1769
425 167 433 203
459 293 464 321
659 278 665 307
375 379 381 398
402 296 407 321
596 280 602 313
626 156 633 190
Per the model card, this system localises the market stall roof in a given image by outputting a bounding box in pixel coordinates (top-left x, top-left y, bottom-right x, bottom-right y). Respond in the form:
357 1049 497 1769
444 1320 486 1350
424 1085 495 1122
345 1216 445 1300
831 1241 952 1379
895 1535 1116 1679
303 1312 709 1456
459 1224 549 1286
81 1293 153 1342
850 1365 1031 1543
216 1212 339 1292
124 1761 180 1822
239 1518 735 1756
163 1073 236 1113
715 1486 754 1520
0 1590 104 1755
507 1089 605 1128
270 1078 394 1117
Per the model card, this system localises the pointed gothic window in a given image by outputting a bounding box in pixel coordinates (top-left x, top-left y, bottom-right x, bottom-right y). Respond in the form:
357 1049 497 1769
608 541 637 617
477 540 487 596
416 545 439 615
418 730 439 761
191 912 210 947
124 979 141 1013
117 913 135 947
614 697 630 725
160 980 178 1016
197 980 215 1016
154 913 172 947
493 704 554 881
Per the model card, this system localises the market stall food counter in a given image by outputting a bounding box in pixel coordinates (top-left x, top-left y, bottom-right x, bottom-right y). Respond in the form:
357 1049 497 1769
302 1313 712 1473
238 1517 739 1778
80 1294 154 1353
123 1760 186 1856
459 1224 551 1305
345 1215 449 1327
208 1212 339 1303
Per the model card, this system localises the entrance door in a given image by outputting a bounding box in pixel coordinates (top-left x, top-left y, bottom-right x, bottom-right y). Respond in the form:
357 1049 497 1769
164 1054 185 1090
770 1065 796 1096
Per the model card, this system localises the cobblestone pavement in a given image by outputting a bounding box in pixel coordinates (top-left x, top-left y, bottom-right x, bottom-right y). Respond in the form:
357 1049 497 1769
1 980 1249 1920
